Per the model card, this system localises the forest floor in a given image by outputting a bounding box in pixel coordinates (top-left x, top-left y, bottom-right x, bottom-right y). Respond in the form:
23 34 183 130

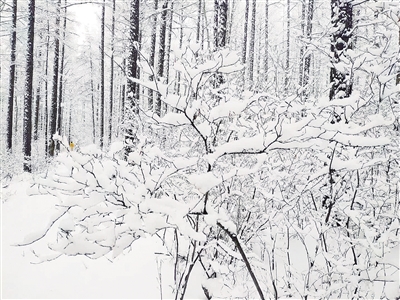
1 174 205 299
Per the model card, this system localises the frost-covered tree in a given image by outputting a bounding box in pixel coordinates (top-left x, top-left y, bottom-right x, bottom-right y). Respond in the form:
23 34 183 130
329 0 353 101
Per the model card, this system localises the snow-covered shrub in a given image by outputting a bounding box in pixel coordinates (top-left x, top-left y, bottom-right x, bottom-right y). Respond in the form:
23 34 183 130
22 43 399 299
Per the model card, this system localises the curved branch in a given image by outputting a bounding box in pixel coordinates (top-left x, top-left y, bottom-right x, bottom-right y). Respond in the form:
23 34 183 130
217 222 266 300
14 207 71 247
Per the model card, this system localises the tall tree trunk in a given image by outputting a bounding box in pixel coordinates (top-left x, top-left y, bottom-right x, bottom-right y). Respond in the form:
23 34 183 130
248 0 256 88
90 54 96 143
33 32 43 142
264 0 269 84
163 1 173 114
202 0 211 50
57 2 67 142
155 0 169 117
7 0 17 152
49 0 61 156
397 26 400 85
256 24 262 84
302 0 315 99
196 0 202 43
214 0 219 50
242 0 249 86
226 0 235 45
44 18 50 157
175 13 184 96
23 0 35 172
120 58 126 125
100 0 105 148
213 0 228 89
284 0 290 94
298 0 306 92
34 80 40 140
164 0 173 85
108 0 116 145
125 0 140 157
148 0 158 112
329 0 353 103
68 102 72 141
214 0 228 49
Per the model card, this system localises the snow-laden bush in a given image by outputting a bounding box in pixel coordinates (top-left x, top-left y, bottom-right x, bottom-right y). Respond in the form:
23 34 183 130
22 45 399 299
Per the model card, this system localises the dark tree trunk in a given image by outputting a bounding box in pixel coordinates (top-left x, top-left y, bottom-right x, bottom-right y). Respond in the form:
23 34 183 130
121 83 126 121
68 102 72 141
100 0 105 148
90 54 96 143
242 0 249 64
7 0 17 152
214 0 219 50
120 59 126 126
196 0 202 43
164 0 173 84
329 0 353 102
34 83 40 141
23 0 35 172
155 0 169 117
284 0 290 93
127 0 139 112
248 0 256 87
49 0 61 156
264 0 269 83
298 0 306 91
125 0 140 157
397 27 400 85
44 18 50 157
214 0 228 49
148 0 158 112
174 13 184 96
57 2 67 142
108 0 116 145
33 31 44 141
162 1 173 114
302 0 315 99
213 0 228 89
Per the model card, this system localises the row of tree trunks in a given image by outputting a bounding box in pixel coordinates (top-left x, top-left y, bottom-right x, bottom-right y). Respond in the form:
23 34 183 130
10 0 359 171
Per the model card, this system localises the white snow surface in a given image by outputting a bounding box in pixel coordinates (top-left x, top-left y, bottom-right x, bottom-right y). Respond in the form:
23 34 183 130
1 175 205 299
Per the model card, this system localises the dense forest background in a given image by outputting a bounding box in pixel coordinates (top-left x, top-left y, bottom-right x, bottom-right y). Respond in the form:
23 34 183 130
1 0 399 299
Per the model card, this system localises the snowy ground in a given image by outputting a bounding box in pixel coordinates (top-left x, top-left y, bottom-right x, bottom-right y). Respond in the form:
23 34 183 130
1 175 204 299
2 174 399 299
